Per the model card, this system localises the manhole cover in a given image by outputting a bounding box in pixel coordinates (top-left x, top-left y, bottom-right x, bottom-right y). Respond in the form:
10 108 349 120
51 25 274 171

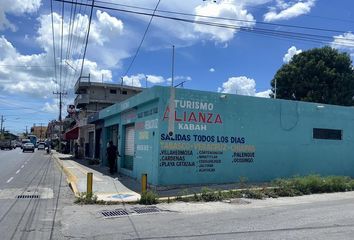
132 206 161 214
16 195 40 199
101 209 129 218
100 206 163 218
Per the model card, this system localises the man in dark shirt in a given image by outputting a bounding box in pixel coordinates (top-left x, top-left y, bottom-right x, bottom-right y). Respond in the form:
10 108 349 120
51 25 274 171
107 141 119 174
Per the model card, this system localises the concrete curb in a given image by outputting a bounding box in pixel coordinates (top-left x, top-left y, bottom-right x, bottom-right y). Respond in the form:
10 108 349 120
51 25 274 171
52 153 80 197
158 187 279 201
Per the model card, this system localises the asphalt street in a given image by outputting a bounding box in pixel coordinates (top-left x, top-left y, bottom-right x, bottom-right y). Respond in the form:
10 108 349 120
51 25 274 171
0 148 73 240
60 190 354 240
3 148 354 240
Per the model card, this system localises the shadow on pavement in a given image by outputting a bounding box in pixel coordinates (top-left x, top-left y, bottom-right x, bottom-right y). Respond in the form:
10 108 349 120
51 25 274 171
57 153 269 198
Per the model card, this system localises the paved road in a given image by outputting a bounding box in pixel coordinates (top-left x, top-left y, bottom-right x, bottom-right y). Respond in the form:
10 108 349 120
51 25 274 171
60 191 354 240
0 148 73 240
3 148 354 240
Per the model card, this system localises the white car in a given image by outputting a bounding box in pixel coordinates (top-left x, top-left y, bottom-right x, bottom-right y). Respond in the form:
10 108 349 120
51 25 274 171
37 142 46 150
23 143 35 153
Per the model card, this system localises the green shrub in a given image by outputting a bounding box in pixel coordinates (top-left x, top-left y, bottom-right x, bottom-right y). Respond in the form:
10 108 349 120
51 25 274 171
75 192 100 204
139 191 159 205
262 189 279 198
273 175 353 196
241 189 265 199
200 187 222 202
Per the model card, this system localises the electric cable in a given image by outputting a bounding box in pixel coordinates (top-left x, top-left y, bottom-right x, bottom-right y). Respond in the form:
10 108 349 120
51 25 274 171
123 0 161 77
53 0 354 48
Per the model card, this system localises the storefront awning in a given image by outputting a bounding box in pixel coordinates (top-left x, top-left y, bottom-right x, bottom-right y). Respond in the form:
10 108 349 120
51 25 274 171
63 126 79 140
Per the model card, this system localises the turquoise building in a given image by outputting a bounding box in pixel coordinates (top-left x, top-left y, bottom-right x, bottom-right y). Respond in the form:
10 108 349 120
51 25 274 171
95 86 354 186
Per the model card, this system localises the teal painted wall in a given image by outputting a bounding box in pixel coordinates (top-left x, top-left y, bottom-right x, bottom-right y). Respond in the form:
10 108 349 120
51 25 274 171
99 86 354 186
99 88 161 185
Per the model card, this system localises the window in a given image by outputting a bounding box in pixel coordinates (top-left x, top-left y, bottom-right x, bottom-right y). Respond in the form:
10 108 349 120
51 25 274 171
110 89 117 94
122 90 127 95
313 128 342 140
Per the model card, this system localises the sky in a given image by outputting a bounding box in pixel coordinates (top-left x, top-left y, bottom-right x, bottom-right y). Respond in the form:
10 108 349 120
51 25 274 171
0 0 353 134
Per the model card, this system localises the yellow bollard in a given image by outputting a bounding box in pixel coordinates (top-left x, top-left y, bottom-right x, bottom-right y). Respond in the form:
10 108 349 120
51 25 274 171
141 174 147 194
87 172 93 196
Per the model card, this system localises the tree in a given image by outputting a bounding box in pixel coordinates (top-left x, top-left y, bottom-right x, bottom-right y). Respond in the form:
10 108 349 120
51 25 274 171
271 46 354 106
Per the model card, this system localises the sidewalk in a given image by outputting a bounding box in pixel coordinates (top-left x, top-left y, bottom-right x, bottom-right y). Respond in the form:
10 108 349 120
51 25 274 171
53 151 262 202
53 151 141 203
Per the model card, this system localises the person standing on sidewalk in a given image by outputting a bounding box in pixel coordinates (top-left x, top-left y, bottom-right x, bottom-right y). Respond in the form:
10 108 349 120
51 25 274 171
107 141 120 174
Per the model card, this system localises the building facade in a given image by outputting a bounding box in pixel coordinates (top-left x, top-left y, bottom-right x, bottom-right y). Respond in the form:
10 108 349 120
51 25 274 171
30 125 48 140
72 76 142 159
96 86 354 186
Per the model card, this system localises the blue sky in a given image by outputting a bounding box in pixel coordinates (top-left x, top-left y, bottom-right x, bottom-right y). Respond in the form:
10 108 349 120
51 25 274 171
0 0 353 134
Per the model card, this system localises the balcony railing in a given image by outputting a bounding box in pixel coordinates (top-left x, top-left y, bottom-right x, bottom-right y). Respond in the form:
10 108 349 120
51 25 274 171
74 76 91 93
74 94 90 107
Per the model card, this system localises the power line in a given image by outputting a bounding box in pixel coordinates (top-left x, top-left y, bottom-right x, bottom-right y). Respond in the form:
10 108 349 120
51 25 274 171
51 0 58 90
123 0 162 77
94 0 349 34
59 0 65 94
62 0 76 94
63 0 90 93
79 0 95 79
53 0 354 48
0 65 55 68
53 91 67 121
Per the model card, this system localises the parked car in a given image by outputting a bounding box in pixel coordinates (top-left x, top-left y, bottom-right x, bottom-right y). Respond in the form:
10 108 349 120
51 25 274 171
37 142 46 150
11 140 17 149
22 143 35 153
15 141 22 148
0 139 13 150
21 139 30 149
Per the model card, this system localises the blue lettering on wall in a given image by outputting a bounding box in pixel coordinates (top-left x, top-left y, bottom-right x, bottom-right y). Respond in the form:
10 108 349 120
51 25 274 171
161 134 246 144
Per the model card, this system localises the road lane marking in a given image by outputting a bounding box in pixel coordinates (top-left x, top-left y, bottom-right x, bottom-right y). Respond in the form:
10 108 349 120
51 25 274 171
6 177 14 183
16 170 20 174
21 165 24 169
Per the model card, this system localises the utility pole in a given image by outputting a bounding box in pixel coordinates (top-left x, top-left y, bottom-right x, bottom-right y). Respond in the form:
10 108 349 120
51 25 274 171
53 91 67 121
53 91 67 153
171 45 175 87
0 115 3 134
0 115 4 139
40 123 43 140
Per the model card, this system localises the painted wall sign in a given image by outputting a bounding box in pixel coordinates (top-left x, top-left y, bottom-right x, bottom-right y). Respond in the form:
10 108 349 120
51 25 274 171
159 133 256 172
162 100 223 131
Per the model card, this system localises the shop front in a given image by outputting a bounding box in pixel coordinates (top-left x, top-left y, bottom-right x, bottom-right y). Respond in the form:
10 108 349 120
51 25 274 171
98 86 354 186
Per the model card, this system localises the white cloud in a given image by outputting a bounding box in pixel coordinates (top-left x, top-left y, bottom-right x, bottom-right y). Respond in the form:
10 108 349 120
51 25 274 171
146 75 164 84
283 46 302 63
122 73 167 87
217 76 270 98
209 68 215 72
194 1 255 43
264 0 316 22
0 35 16 59
166 75 192 83
121 73 190 87
332 32 354 52
112 0 257 47
92 10 124 46
0 10 116 99
42 102 59 114
218 76 256 95
255 89 272 98
0 0 41 31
